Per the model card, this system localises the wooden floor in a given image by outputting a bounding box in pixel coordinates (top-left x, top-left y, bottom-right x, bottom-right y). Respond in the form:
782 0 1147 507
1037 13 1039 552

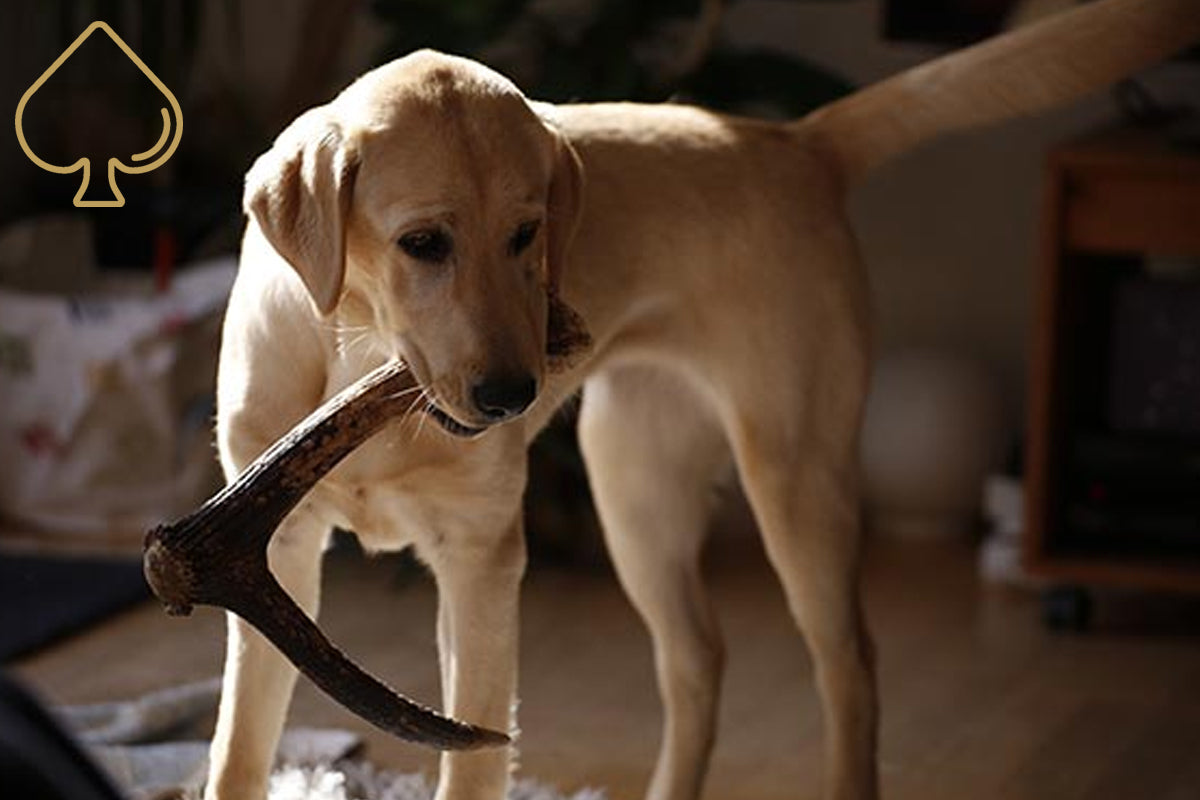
12 526 1200 800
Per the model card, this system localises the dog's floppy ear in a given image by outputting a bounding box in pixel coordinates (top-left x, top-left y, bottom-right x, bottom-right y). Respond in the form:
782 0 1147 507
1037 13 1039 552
244 107 359 316
544 134 592 371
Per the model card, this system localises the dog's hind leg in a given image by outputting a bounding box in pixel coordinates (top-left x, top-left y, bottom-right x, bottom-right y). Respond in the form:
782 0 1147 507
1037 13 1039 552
721 354 878 800
205 503 330 800
579 365 730 800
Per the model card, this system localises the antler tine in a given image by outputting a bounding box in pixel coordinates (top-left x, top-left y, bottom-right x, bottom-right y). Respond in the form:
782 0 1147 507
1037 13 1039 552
143 360 509 751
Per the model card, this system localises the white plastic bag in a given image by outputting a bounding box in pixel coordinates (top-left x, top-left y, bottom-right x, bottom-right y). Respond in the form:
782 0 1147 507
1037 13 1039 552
0 258 236 544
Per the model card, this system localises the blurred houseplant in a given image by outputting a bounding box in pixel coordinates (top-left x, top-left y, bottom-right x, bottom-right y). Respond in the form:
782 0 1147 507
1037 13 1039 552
371 0 853 114
18 0 214 267
18 0 369 266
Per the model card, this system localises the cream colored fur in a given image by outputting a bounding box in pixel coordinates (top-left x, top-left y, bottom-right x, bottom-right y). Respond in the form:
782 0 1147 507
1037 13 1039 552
206 2 1200 799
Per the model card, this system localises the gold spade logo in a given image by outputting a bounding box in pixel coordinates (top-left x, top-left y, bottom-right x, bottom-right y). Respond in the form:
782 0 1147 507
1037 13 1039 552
14 21 183 208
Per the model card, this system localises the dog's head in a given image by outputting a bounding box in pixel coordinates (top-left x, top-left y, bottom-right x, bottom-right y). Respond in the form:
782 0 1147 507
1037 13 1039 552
244 50 589 436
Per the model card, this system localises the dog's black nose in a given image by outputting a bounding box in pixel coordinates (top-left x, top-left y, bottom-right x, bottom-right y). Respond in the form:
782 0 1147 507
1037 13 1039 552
472 373 537 421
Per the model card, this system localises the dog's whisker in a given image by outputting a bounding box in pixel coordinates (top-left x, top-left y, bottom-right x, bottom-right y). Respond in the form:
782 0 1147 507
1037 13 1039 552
383 384 424 403
336 335 371 359
328 325 380 359
314 318 368 333
416 390 439 441
320 324 373 344
378 368 425 444
390 403 420 449
412 401 433 442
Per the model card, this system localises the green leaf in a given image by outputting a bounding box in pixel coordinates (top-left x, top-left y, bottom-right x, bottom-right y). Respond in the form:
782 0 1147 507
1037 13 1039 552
678 48 854 117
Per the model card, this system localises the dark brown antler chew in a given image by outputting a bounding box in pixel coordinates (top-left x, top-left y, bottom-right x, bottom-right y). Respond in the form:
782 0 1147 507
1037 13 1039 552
143 360 509 751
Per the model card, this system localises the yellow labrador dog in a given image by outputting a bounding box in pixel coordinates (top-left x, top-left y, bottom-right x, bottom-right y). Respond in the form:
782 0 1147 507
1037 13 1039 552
207 1 1199 798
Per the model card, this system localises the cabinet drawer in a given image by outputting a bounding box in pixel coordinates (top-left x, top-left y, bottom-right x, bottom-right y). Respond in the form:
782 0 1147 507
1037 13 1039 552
1064 171 1200 256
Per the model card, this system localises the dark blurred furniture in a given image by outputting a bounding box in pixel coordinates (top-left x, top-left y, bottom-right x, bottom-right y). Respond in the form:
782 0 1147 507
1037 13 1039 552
0 552 147 662
0 673 126 800
1024 124 1200 628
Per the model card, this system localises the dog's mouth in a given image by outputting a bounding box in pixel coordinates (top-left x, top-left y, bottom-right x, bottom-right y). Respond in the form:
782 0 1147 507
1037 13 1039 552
424 403 487 438
397 351 489 438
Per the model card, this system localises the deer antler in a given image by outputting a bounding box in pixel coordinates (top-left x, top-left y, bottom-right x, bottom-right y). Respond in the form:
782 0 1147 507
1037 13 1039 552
143 360 508 751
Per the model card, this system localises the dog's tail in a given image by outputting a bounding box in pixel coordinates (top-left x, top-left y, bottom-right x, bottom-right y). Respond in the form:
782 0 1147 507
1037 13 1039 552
801 0 1200 186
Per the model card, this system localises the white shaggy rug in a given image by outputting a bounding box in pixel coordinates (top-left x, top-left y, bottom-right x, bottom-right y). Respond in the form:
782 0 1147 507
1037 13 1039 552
268 762 605 800
55 680 604 800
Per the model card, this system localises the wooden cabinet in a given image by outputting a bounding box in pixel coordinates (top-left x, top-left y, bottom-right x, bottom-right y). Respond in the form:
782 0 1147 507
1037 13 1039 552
1024 126 1200 609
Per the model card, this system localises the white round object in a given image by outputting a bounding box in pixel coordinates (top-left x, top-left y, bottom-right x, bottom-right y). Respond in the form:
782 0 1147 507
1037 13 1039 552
860 351 1006 539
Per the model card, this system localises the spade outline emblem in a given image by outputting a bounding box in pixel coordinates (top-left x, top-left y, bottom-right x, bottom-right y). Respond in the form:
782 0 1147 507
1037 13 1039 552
15 21 183 208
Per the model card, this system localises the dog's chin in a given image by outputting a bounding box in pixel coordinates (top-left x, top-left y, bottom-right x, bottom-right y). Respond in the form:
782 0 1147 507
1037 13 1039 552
425 404 489 439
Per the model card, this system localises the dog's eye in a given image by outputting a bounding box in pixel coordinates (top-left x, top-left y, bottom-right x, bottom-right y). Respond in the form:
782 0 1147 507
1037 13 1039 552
398 229 453 263
508 220 540 257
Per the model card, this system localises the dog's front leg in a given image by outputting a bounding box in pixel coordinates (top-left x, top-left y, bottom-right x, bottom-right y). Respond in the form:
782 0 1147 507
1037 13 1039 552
205 504 329 800
426 516 526 800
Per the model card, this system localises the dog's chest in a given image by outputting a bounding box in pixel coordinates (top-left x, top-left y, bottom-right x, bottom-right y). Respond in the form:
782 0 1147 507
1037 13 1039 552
312 422 526 552
317 478 441 550
308 355 528 548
